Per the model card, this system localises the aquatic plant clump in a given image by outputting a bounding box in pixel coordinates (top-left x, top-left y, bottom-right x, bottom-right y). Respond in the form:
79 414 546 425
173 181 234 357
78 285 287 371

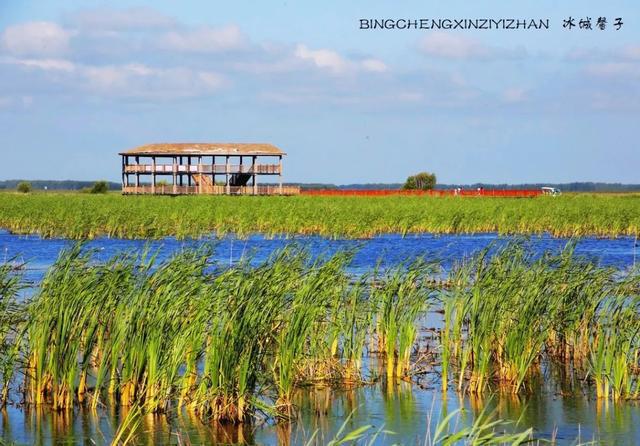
0 259 24 406
0 239 638 434
0 192 637 239
442 242 640 399
18 245 436 424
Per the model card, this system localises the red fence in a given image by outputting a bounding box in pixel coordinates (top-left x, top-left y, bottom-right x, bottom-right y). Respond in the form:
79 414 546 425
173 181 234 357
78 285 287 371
301 189 543 198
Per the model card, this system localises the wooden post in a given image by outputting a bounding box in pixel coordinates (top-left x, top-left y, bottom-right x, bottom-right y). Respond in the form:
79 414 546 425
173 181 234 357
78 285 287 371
197 156 202 194
153 157 156 189
225 156 230 194
152 157 156 194
179 156 183 187
125 156 130 189
187 156 192 188
278 155 283 195
252 156 257 195
172 156 177 194
211 156 215 190
121 156 126 193
238 156 243 194
135 156 140 189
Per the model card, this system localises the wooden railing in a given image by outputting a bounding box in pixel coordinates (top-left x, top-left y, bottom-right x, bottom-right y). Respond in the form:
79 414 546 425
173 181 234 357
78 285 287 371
122 185 300 196
124 164 281 174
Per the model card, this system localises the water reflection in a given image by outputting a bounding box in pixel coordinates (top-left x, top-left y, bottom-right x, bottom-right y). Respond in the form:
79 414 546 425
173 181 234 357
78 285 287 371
2 379 640 444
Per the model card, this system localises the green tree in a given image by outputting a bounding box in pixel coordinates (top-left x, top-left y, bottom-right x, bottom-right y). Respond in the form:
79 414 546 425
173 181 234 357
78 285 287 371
90 181 109 194
16 181 32 193
403 172 436 190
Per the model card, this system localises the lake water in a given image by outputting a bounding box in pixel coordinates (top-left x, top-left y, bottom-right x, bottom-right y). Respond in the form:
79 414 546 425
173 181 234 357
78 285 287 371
1 231 637 282
0 230 639 445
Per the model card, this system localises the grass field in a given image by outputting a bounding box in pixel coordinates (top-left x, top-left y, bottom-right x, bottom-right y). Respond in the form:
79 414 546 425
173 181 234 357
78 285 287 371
0 191 638 239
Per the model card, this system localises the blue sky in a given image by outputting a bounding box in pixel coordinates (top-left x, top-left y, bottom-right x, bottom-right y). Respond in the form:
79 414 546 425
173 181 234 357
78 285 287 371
0 0 638 184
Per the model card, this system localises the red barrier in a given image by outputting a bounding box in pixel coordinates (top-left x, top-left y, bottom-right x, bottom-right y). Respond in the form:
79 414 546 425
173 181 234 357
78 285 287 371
301 189 543 198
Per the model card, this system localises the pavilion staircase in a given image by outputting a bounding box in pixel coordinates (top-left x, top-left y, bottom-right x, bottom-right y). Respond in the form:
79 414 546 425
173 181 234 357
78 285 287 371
229 173 252 186
192 174 213 190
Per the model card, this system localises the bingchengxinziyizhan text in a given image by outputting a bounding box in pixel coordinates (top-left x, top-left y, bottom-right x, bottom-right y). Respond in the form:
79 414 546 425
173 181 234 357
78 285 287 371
359 17 624 30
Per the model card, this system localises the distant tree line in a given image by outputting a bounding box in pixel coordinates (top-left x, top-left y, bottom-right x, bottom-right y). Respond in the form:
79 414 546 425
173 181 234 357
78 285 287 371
301 182 640 192
436 182 640 192
0 180 120 191
2 180 640 193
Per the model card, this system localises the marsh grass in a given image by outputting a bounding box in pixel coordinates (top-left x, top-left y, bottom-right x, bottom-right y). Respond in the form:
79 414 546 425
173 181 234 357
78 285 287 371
0 259 24 406
0 237 636 438
372 260 437 380
0 193 638 239
442 241 640 398
15 243 439 425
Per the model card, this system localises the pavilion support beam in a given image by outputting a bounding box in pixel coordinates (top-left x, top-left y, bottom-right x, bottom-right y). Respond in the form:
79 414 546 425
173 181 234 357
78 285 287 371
179 156 183 187
252 156 257 195
197 156 202 194
135 156 140 188
225 156 230 195
152 157 156 194
211 156 215 189
124 156 130 191
239 156 243 194
187 156 192 188
121 155 126 193
279 155 283 195
172 156 177 195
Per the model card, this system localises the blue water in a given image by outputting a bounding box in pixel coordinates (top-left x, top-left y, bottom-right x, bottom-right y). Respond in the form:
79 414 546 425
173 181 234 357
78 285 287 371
0 230 639 445
1 230 637 284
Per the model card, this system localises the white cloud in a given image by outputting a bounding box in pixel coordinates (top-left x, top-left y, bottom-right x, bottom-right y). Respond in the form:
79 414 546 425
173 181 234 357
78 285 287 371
419 32 525 60
294 44 387 76
586 62 640 79
566 46 640 62
67 7 176 31
565 47 599 61
1 21 72 56
3 56 226 100
621 46 640 60
420 33 491 60
79 64 226 99
82 65 129 90
361 58 388 73
6 57 76 72
294 44 350 74
161 25 246 53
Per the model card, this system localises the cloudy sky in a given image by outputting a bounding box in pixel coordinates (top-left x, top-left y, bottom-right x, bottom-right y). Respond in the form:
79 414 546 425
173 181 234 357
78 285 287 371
0 1 638 184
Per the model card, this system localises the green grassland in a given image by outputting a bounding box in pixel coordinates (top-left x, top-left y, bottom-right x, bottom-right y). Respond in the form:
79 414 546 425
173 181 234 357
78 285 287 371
0 192 638 239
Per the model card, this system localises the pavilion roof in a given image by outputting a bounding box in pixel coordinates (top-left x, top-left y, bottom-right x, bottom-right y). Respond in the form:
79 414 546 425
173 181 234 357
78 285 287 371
119 143 285 156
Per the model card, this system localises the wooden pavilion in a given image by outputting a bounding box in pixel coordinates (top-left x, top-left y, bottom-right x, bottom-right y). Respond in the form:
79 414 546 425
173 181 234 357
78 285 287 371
119 143 299 195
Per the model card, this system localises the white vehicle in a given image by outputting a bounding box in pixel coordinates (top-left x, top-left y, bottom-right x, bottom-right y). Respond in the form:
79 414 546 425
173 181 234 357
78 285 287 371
541 186 561 196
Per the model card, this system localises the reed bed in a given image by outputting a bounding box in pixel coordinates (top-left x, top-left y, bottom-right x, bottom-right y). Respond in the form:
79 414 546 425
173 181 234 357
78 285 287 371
0 192 638 239
0 259 24 405
441 242 640 399
18 244 436 424
0 239 638 432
